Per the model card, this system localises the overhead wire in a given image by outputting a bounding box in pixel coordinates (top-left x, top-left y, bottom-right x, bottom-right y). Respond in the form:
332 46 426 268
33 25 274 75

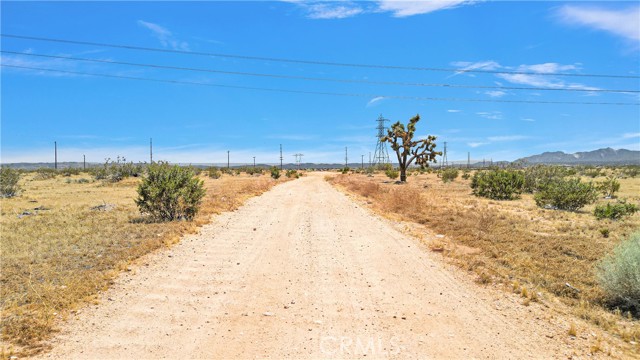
2 33 639 79
2 50 638 94
3 64 638 106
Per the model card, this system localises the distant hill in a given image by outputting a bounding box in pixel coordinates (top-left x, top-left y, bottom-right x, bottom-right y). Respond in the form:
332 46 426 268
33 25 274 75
516 148 640 165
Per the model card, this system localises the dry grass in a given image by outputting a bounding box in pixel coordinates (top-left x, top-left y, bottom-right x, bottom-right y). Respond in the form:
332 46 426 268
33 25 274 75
328 172 640 349
0 172 281 356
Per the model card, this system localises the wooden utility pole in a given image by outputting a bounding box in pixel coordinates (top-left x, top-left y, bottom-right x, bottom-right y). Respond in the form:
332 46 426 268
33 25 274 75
150 138 153 164
83 154 86 170
54 141 58 170
227 151 230 169
345 147 348 168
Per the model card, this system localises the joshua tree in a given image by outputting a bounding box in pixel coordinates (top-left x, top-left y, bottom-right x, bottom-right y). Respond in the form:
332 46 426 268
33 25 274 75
382 114 441 182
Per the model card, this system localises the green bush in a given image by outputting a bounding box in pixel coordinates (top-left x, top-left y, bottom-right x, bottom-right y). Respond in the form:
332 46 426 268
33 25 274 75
61 167 82 177
135 162 206 221
270 166 281 180
597 232 640 312
534 178 597 211
285 169 299 178
385 168 399 180
91 158 144 182
594 201 639 220
596 175 620 198
34 167 57 180
0 167 21 198
207 166 221 179
440 168 459 183
523 165 571 193
470 169 524 200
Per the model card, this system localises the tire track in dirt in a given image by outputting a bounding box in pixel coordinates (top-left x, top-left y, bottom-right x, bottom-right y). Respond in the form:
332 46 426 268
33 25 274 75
38 174 585 359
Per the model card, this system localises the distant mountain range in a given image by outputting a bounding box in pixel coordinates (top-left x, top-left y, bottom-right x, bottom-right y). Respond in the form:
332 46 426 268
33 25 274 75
516 148 640 165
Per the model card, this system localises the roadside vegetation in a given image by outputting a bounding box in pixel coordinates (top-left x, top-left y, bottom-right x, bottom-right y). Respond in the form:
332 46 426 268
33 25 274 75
0 165 289 356
328 165 640 350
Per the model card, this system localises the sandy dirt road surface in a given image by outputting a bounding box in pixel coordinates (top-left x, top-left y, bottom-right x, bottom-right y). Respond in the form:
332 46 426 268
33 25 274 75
38 173 592 359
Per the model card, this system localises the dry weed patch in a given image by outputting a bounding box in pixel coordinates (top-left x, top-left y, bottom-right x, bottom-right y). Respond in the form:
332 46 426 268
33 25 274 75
0 172 281 356
328 172 640 347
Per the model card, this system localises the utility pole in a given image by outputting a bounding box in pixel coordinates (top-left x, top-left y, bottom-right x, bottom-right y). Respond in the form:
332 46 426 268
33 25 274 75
227 151 230 169
293 153 303 170
345 147 348 168
361 155 364 169
442 141 448 169
369 152 372 167
467 152 470 169
54 141 58 170
83 154 86 170
373 114 390 165
279 144 283 170
253 156 256 168
150 138 153 164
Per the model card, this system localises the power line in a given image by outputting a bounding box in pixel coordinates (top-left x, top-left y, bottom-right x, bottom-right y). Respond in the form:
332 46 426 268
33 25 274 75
3 50 637 94
2 33 638 79
3 64 638 106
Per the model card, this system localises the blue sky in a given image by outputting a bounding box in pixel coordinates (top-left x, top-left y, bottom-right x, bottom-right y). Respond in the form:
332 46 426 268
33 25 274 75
1 1 639 165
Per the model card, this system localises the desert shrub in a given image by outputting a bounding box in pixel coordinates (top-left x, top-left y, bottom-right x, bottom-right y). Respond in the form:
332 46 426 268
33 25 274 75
621 166 640 178
440 168 459 183
470 169 524 200
285 169 299 178
244 167 263 175
596 175 620 198
385 168 399 180
597 232 640 313
364 167 375 176
92 158 144 182
207 166 221 179
270 166 281 180
594 201 639 220
34 167 57 180
341 167 350 174
135 162 205 221
377 163 393 171
0 167 21 198
534 178 597 211
582 167 602 178
523 165 571 193
61 167 82 177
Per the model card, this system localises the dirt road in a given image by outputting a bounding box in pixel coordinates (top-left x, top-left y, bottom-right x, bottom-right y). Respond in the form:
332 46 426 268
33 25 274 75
39 174 582 359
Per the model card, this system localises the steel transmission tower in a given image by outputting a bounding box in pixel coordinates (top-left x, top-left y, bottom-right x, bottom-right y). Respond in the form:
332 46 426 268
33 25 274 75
373 114 390 166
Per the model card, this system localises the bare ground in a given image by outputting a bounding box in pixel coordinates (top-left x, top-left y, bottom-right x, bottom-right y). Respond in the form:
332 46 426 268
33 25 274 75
35 174 616 359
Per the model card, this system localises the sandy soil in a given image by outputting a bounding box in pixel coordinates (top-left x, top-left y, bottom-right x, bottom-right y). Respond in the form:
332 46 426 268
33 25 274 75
36 174 606 359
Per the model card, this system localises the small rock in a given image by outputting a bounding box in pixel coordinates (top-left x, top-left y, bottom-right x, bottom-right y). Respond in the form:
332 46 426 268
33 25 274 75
263 312 275 317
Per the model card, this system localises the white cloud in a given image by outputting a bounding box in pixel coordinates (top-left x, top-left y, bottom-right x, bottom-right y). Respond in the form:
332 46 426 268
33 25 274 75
377 0 474 17
305 3 364 19
487 135 529 142
451 60 600 92
138 20 189 50
623 132 640 139
556 5 640 42
476 111 502 120
521 118 535 122
366 96 386 107
447 109 461 113
284 0 475 19
485 90 506 98
449 60 501 77
468 142 488 148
